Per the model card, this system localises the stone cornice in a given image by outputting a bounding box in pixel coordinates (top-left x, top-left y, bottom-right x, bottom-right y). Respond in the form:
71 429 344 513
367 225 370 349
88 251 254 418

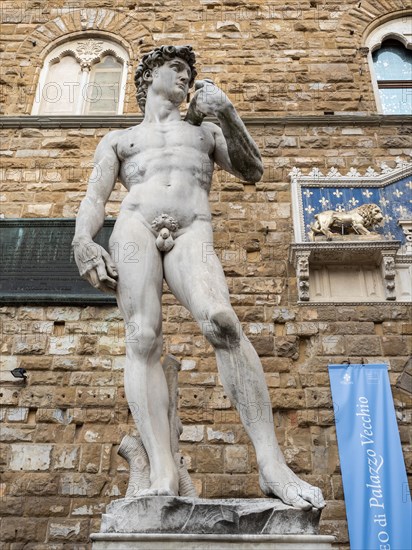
297 301 412 306
1 114 411 129
289 241 402 266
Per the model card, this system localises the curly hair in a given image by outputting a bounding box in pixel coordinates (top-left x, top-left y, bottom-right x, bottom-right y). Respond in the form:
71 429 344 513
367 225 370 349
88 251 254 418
134 45 197 113
356 203 383 227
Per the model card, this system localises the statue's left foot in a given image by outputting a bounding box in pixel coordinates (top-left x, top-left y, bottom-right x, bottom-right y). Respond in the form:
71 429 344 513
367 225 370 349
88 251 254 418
138 487 175 496
259 460 326 510
138 476 179 497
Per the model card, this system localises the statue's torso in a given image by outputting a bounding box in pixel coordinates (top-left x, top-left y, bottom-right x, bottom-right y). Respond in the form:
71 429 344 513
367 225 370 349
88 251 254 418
114 121 216 228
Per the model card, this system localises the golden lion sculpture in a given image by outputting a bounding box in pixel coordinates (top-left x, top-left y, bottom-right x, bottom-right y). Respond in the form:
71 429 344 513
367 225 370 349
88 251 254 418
308 203 384 241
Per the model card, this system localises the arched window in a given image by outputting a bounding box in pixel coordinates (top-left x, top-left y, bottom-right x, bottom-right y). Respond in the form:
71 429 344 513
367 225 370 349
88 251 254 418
365 16 412 115
372 40 412 114
32 38 129 116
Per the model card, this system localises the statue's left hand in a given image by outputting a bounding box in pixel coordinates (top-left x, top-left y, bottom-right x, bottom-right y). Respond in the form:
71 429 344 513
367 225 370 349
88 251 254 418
188 79 232 119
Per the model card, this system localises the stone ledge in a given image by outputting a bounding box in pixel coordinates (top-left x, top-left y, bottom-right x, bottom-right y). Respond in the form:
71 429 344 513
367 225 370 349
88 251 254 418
289 241 402 266
91 532 335 550
1 114 411 129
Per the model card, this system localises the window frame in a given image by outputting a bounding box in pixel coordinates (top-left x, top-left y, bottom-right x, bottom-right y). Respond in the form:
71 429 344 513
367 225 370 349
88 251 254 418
32 37 129 116
364 16 412 114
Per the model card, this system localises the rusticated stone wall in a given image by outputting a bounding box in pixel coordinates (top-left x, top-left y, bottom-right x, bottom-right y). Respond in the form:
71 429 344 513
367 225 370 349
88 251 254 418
1 1 412 549
0 0 409 117
1 121 411 548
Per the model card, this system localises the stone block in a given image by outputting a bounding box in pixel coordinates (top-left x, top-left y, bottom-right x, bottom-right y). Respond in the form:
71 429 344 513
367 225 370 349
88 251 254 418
13 335 47 354
269 389 305 409
75 386 117 407
0 496 24 516
9 443 52 471
274 336 299 359
207 388 232 409
382 336 409 356
297 410 319 427
323 322 375 335
51 357 81 371
181 359 197 371
180 425 204 442
305 389 333 408
98 336 126 355
0 388 20 407
320 519 349 544
1 518 48 542
320 500 346 521
273 308 296 323
53 445 79 470
180 407 214 424
54 387 77 408
48 335 77 355
285 323 318 336
71 499 107 517
345 336 381 356
248 335 275 355
280 373 298 388
78 335 98 355
284 446 312 473
23 496 70 517
309 63 353 82
206 427 236 444
179 372 216 386
224 445 250 473
265 373 281 387
196 445 223 473
0 425 33 442
48 520 89 542
9 472 59 497
59 473 106 497
179 388 207 408
320 336 345 355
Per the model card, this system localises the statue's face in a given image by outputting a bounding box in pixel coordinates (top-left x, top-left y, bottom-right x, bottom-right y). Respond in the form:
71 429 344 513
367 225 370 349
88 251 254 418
150 58 191 105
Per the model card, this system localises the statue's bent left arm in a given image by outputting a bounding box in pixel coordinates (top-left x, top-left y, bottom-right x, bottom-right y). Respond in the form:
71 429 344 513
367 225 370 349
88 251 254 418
215 104 263 183
188 80 263 183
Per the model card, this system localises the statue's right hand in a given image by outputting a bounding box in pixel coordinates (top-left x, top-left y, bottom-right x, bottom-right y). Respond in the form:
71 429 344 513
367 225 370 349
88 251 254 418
72 238 118 294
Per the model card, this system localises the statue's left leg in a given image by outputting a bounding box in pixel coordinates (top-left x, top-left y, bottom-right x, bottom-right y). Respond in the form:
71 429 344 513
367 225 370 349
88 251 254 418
164 221 325 510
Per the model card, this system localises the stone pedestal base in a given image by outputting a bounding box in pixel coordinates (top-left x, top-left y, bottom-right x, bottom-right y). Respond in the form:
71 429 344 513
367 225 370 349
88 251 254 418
91 533 335 549
90 496 334 548
97 496 322 535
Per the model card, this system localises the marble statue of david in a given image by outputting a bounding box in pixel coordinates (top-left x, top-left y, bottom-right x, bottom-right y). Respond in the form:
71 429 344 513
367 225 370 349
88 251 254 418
73 45 325 511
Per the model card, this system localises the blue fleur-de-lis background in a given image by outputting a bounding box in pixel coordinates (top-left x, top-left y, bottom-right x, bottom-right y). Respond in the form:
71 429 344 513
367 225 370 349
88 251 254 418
301 176 412 242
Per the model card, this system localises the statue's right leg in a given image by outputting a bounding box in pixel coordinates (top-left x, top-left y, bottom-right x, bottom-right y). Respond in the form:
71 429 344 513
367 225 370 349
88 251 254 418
109 214 179 496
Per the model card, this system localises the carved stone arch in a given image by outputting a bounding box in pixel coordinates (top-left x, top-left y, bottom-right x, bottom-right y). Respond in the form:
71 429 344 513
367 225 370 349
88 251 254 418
332 2 412 113
40 36 129 69
361 9 412 51
335 1 410 46
17 8 153 62
46 44 126 71
48 48 78 67
16 8 154 114
34 30 134 69
360 11 412 114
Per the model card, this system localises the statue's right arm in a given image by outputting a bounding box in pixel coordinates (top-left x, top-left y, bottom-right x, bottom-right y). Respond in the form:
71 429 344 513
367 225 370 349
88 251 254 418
73 131 120 243
72 131 121 293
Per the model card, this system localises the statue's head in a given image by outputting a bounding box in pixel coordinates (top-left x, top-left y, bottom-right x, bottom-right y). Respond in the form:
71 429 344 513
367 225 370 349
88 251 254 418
135 45 197 113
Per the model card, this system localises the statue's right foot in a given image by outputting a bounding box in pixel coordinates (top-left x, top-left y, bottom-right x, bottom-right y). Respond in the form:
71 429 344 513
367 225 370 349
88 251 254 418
259 460 326 510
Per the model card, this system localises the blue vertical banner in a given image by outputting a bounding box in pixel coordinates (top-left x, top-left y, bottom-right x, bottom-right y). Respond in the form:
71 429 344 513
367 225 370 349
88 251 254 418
328 364 411 550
